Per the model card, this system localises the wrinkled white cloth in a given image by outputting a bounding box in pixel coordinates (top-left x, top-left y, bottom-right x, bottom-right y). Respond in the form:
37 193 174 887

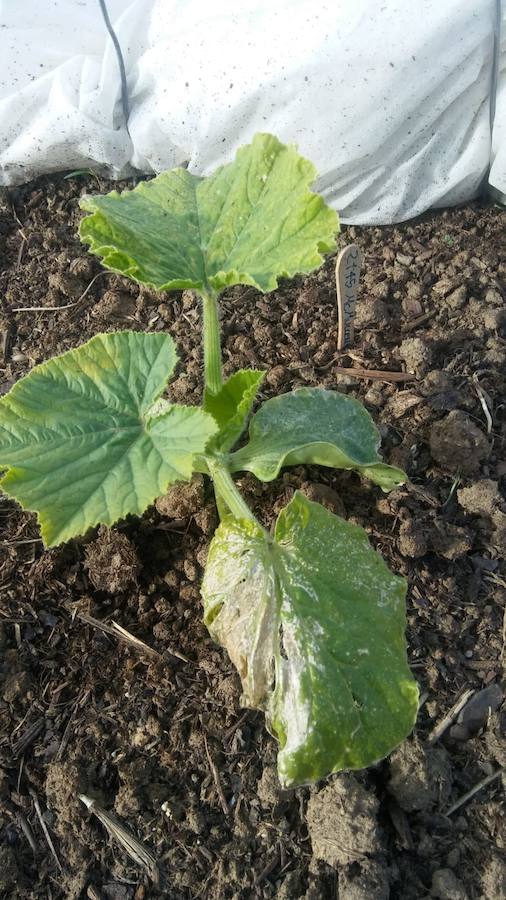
0 0 503 223
489 2 506 198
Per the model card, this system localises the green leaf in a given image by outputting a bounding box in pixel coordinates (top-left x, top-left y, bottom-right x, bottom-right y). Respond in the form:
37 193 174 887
229 387 406 491
79 133 339 295
0 332 217 547
204 369 265 452
202 492 418 787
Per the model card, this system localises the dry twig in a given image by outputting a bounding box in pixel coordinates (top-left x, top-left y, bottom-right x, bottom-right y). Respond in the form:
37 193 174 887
334 366 415 383
427 688 475 745
400 309 436 332
444 769 504 816
203 734 229 817
12 717 45 757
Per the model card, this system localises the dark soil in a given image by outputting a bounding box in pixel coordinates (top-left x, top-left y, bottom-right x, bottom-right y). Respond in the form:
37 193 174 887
0 174 505 900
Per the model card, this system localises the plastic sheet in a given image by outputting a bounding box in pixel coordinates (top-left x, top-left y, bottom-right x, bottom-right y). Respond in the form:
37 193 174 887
0 0 503 223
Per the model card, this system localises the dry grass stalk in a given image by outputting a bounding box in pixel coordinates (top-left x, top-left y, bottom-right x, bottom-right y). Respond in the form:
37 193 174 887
76 611 160 660
30 789 63 873
79 794 160 885
472 373 493 434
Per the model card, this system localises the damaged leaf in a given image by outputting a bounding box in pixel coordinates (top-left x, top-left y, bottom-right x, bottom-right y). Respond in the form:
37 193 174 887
202 492 419 786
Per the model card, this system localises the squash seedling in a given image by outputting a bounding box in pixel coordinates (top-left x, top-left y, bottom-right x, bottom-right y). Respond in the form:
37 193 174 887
0 134 418 786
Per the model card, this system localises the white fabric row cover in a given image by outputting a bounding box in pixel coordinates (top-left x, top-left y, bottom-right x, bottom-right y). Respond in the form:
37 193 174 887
0 0 503 224
491 1 506 198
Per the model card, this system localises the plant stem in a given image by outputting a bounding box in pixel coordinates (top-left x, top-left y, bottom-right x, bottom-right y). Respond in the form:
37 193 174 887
201 289 222 395
207 458 258 525
199 289 260 528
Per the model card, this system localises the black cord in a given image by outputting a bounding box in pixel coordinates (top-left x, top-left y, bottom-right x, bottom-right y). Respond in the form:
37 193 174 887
97 0 130 132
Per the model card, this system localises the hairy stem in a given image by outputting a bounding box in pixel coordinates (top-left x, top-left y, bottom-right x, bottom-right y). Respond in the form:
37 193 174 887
207 458 259 525
199 290 260 528
201 289 222 395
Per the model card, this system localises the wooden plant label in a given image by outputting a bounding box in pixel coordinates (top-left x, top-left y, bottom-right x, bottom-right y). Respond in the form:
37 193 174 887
336 244 362 350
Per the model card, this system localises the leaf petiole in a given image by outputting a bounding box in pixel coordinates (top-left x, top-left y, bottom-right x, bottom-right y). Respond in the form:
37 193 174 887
201 288 223 396
206 456 261 527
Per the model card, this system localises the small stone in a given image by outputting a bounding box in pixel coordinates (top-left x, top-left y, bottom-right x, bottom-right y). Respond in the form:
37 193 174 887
483 307 505 331
432 277 456 297
483 336 506 367
157 303 171 321
364 387 384 408
2 670 32 703
430 522 472 561
91 290 136 321
406 280 423 299
457 479 499 516
430 412 490 474
391 264 409 285
185 805 206 835
402 296 423 318
371 281 389 300
131 716 160 748
430 868 468 900
183 559 198 582
420 370 453 396
69 256 95 279
446 848 460 868
45 761 85 826
446 286 467 309
491 510 506 556
484 288 503 305
449 684 503 740
355 299 387 327
385 392 423 419
398 519 428 558
399 337 433 377
334 372 359 388
265 365 288 390
193 503 218 536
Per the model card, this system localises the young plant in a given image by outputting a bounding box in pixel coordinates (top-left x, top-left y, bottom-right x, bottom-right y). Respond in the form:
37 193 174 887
0 134 418 786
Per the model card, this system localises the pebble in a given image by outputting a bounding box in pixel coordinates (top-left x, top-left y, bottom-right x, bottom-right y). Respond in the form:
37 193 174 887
396 253 413 266
446 286 467 309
